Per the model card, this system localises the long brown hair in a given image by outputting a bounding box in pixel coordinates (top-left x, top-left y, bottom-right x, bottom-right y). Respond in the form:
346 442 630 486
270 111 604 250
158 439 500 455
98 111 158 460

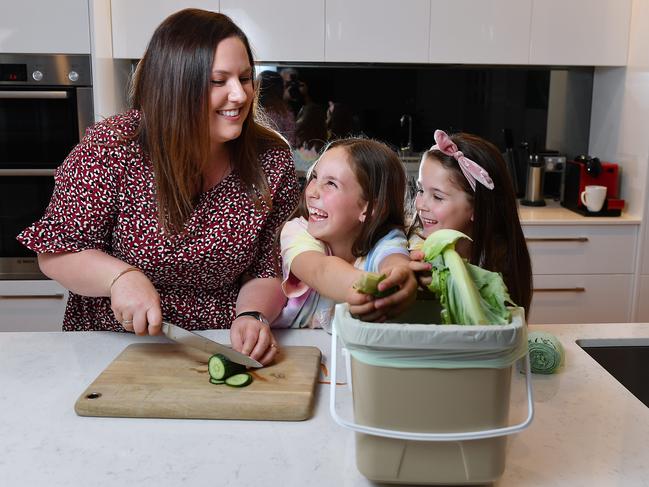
414 133 533 314
288 138 406 257
130 8 286 233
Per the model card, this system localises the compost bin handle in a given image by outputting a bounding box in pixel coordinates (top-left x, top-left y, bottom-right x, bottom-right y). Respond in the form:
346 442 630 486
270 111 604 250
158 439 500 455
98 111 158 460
329 325 534 442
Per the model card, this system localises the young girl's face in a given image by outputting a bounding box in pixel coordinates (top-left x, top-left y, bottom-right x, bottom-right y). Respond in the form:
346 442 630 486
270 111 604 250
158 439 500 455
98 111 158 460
305 147 367 254
415 156 474 237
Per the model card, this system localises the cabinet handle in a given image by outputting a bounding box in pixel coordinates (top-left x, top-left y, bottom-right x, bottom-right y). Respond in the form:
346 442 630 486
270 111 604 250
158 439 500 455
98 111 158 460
533 287 586 293
0 90 69 100
525 237 589 243
0 294 65 300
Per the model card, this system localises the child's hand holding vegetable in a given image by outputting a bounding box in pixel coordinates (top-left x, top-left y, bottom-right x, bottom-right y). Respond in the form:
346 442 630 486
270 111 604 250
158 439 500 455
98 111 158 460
348 263 418 322
408 249 433 288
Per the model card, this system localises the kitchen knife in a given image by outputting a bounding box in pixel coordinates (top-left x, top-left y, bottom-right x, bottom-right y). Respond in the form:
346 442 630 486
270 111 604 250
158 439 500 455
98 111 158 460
161 321 262 368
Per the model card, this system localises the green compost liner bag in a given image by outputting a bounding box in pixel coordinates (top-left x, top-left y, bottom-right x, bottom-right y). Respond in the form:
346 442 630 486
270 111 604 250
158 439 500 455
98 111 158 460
333 303 528 369
528 331 565 374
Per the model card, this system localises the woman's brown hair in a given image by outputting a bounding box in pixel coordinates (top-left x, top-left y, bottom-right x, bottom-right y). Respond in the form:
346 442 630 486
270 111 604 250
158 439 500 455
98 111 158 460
289 138 407 257
413 133 533 314
130 8 286 233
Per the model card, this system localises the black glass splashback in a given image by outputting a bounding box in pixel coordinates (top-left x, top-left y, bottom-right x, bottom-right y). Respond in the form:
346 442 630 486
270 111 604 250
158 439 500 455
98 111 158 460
265 64 593 156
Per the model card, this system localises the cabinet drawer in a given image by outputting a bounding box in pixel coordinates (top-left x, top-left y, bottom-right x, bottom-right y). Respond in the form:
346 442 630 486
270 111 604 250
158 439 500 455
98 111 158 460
523 225 637 275
528 274 633 324
0 281 67 332
636 275 649 322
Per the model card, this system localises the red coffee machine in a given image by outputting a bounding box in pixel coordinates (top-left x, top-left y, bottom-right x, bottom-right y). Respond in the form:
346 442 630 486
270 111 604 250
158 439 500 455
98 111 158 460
561 156 624 216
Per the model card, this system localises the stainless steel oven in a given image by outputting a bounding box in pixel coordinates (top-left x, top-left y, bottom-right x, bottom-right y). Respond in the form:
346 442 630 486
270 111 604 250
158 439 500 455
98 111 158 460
0 54 93 279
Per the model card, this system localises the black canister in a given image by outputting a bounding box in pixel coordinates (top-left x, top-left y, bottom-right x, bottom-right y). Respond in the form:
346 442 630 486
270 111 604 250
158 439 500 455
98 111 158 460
521 155 546 206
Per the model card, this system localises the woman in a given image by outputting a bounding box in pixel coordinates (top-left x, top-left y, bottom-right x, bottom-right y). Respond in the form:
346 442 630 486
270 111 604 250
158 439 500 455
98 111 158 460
17 9 300 365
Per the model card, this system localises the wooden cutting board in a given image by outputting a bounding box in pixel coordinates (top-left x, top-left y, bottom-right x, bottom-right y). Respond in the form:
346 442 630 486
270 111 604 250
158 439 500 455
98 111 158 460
75 344 322 421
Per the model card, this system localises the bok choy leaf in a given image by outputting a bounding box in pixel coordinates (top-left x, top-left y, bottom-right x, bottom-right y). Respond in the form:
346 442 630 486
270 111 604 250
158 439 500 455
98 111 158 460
422 229 514 325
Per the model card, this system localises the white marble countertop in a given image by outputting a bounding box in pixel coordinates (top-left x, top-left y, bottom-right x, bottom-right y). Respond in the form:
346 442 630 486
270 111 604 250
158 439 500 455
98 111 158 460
518 200 641 225
1 323 649 487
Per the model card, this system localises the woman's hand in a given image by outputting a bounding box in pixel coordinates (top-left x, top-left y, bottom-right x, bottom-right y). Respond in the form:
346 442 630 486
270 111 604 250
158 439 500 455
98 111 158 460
110 270 163 335
230 316 279 366
348 265 418 322
409 249 433 289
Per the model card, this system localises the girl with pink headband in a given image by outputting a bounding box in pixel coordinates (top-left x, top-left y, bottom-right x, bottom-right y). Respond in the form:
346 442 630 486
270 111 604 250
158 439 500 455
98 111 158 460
409 130 533 315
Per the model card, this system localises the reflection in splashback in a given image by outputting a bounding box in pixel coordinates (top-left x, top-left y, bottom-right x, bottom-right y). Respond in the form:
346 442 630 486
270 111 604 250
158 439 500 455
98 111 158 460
257 64 593 159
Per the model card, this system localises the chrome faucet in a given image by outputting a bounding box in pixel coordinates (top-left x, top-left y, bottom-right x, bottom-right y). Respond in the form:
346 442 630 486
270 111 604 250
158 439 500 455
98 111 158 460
399 114 413 156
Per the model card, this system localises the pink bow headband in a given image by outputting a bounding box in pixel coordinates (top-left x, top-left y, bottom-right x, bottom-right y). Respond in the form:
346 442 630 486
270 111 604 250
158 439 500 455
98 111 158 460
430 130 494 191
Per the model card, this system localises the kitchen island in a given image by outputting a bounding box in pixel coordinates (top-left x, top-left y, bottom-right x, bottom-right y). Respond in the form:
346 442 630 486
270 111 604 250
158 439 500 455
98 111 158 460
1 323 648 487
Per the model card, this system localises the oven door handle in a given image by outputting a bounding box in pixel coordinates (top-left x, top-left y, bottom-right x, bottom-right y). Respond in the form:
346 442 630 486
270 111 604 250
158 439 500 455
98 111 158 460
0 90 69 99
0 169 56 176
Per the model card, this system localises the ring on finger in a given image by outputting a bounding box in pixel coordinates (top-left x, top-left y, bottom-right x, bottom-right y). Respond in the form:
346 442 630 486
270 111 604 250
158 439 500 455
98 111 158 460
122 319 133 325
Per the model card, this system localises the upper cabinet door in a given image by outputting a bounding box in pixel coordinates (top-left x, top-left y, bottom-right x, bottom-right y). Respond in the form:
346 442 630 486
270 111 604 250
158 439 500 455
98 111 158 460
0 0 90 54
221 0 325 62
111 1 218 59
530 0 632 66
325 0 430 63
429 0 532 64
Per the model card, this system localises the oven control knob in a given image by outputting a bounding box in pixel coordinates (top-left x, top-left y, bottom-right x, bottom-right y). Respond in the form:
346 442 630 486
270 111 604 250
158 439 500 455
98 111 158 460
32 70 43 82
68 71 79 82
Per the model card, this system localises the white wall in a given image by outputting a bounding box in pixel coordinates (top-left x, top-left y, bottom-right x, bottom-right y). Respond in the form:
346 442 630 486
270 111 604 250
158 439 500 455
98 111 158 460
589 0 649 321
89 0 132 121
588 0 649 219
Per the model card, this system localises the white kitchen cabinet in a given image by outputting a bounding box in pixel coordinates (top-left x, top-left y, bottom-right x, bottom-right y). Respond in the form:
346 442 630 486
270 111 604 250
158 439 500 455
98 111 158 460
529 0 632 66
111 0 218 59
637 276 649 322
642 178 649 277
0 0 91 54
529 274 634 324
0 281 68 332
325 0 430 63
524 224 637 275
428 0 531 64
523 224 638 324
635 166 649 321
221 0 324 62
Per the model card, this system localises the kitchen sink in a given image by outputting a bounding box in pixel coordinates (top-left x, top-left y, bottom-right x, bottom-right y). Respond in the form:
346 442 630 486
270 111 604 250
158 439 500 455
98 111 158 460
578 338 649 408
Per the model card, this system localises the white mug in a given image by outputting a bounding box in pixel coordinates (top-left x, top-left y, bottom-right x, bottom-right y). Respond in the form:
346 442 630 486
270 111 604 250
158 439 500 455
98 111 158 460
581 185 607 212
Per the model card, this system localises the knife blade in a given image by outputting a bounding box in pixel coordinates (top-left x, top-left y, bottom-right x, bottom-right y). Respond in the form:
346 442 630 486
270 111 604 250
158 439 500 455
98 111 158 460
161 321 262 368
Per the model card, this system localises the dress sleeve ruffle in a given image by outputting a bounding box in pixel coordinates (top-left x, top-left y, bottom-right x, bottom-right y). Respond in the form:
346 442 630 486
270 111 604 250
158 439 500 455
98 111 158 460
16 134 123 254
279 217 326 297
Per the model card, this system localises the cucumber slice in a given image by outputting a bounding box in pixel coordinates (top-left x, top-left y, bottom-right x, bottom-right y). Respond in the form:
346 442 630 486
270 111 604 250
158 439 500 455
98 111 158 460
208 354 246 380
209 378 225 385
224 373 253 388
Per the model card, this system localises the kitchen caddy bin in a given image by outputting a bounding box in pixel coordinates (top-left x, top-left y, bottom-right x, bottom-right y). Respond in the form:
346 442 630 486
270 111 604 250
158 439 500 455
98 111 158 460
330 302 533 485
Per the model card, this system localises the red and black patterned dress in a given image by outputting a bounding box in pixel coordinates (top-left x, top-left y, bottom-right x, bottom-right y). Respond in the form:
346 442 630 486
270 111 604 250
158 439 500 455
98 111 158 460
17 110 300 331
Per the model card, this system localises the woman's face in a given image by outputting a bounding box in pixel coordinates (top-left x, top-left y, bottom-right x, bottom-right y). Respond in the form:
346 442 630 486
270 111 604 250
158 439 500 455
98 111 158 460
208 36 254 145
304 147 367 257
415 156 474 237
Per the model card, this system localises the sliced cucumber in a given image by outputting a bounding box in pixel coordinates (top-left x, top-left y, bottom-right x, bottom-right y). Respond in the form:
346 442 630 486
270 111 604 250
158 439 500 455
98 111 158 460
209 378 225 385
225 373 253 388
208 354 246 380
